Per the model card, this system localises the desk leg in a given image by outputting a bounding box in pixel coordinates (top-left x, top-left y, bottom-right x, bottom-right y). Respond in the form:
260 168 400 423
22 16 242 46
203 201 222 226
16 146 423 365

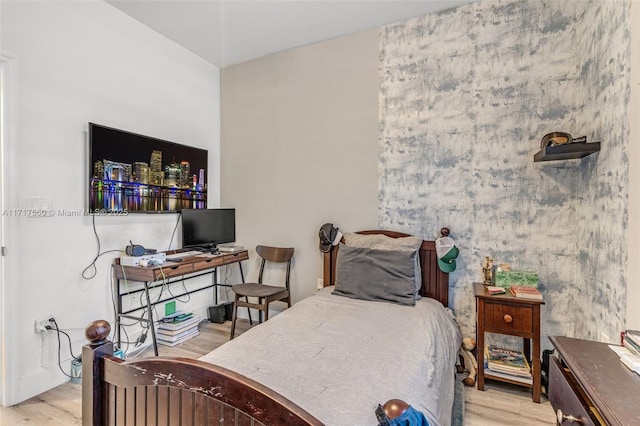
213 269 218 305
143 281 158 356
115 274 122 350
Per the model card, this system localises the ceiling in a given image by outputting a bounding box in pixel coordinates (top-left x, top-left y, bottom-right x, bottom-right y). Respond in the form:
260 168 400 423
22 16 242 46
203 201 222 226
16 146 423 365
106 0 472 68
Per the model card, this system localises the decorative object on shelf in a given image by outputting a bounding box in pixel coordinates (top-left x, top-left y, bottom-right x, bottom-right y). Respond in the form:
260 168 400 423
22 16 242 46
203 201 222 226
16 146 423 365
482 256 494 285
534 131 600 162
540 131 573 148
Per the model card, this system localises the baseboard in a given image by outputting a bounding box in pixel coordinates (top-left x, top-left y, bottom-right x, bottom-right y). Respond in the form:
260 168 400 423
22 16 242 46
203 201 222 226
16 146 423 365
16 365 70 406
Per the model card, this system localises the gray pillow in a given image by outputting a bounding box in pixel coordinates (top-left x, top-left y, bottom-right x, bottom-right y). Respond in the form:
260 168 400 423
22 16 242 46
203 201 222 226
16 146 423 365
332 243 417 306
343 233 423 299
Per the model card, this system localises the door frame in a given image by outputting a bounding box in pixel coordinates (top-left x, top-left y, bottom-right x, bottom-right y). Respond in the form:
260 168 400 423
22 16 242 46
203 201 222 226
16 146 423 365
0 51 17 406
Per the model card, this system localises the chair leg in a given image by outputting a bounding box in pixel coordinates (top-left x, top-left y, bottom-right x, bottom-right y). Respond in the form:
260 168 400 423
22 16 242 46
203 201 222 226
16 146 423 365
245 296 253 325
230 295 240 340
263 300 270 321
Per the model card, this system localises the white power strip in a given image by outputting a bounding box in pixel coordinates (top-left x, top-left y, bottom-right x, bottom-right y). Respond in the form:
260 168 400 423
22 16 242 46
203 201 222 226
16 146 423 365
124 342 152 359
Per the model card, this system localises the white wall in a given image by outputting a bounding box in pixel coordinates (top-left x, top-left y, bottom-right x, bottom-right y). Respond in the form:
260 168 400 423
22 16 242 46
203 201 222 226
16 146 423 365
220 29 379 308
1 0 220 404
628 0 640 330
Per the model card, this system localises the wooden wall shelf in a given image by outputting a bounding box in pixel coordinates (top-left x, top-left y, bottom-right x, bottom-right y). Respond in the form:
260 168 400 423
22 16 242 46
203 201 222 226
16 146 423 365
533 142 601 162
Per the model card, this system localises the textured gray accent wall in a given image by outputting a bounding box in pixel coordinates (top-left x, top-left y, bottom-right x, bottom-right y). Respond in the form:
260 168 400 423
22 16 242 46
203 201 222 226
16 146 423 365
379 0 629 344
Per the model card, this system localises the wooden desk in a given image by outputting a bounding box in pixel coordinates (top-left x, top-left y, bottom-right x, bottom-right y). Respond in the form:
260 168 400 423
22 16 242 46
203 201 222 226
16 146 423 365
113 250 249 355
474 282 544 402
549 336 640 425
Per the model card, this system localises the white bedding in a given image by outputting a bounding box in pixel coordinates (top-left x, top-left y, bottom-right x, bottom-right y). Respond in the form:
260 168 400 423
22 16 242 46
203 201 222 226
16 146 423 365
200 287 461 426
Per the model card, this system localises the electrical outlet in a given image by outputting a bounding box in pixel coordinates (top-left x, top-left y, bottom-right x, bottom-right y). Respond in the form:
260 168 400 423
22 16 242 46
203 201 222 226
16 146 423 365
34 314 54 333
317 278 324 289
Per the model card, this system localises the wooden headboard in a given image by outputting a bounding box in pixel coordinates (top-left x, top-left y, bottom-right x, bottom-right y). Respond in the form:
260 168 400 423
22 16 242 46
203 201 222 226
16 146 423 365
322 230 450 307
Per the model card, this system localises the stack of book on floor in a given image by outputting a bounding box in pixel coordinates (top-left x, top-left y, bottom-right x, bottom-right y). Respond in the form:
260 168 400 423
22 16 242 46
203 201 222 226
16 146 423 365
484 346 533 384
157 311 201 347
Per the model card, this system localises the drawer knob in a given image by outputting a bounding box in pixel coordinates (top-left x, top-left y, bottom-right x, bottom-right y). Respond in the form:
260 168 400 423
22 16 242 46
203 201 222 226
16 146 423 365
556 409 584 424
503 314 513 323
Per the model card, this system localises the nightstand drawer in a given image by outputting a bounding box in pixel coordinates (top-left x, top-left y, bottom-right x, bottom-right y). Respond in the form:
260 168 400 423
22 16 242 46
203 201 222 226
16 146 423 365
483 301 533 335
548 356 597 425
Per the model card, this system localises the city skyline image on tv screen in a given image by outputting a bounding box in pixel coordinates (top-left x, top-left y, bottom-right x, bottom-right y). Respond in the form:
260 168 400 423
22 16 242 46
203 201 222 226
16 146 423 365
89 123 208 213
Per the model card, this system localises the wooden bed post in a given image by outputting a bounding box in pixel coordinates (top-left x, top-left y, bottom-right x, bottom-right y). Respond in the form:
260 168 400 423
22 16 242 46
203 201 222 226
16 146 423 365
82 320 113 426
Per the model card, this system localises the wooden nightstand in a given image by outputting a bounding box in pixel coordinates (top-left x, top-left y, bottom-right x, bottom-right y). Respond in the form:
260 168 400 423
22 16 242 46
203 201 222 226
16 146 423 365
474 282 544 402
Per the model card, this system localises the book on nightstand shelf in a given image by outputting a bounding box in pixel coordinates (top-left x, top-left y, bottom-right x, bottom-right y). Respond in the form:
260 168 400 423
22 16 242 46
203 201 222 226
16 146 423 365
509 285 543 300
483 368 533 384
484 346 533 383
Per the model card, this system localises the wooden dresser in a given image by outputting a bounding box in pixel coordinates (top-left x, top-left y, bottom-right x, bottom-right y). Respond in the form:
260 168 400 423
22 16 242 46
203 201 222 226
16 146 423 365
549 336 640 425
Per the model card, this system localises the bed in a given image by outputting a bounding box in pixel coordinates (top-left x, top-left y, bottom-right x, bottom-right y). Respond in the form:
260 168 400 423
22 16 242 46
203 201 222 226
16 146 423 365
82 230 461 426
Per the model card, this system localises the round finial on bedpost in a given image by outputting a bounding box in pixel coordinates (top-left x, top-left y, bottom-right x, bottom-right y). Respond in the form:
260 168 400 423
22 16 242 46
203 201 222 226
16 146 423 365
440 227 450 237
383 399 409 420
85 320 111 346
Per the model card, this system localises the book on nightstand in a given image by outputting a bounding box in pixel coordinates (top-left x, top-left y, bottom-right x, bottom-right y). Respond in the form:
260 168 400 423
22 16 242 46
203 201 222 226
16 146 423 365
509 285 543 300
486 286 506 295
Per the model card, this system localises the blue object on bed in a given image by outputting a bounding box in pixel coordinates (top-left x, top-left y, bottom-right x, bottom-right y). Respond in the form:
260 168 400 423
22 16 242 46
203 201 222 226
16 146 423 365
390 406 429 425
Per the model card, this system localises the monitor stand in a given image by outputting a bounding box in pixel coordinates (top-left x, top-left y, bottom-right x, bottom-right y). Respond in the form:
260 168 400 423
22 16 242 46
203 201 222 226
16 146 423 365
193 244 219 254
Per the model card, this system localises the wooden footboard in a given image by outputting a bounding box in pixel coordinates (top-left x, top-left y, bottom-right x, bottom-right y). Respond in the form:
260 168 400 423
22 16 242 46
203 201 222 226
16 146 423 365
82 320 323 426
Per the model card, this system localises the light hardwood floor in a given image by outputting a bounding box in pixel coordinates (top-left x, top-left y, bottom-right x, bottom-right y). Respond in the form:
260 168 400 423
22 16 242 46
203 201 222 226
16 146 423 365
0 320 556 425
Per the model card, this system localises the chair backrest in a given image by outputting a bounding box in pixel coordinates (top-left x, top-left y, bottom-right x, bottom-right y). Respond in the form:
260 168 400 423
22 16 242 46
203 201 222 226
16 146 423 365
256 245 294 290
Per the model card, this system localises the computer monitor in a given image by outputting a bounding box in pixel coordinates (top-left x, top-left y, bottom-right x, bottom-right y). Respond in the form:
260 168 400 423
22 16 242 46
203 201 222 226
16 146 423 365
181 208 235 250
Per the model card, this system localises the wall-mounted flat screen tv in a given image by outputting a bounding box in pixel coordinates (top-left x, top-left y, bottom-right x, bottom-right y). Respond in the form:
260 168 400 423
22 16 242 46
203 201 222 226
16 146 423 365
89 123 208 213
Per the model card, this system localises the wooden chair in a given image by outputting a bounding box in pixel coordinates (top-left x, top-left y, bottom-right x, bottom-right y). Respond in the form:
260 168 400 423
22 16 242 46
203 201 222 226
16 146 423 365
230 245 294 339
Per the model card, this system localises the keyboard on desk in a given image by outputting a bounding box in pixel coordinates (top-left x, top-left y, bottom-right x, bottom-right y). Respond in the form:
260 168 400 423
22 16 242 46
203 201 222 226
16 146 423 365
165 250 203 261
